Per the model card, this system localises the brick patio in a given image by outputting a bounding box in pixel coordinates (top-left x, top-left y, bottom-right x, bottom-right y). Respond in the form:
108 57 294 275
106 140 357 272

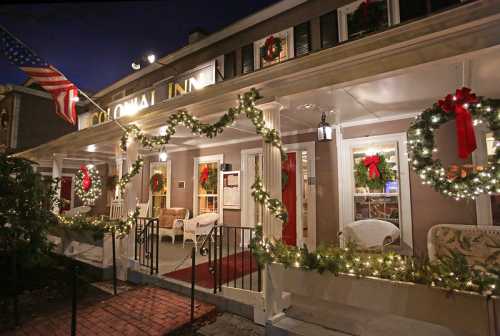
7 286 216 336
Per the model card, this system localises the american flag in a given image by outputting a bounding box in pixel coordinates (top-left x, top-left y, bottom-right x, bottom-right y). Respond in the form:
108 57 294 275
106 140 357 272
0 26 79 125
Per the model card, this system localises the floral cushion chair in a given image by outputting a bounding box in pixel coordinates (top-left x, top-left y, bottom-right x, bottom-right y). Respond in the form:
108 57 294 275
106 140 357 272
158 208 190 244
427 224 500 270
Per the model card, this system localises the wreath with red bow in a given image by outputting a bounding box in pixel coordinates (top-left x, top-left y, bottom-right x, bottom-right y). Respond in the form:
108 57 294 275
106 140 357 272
355 153 395 190
150 173 164 192
262 35 283 62
407 87 500 200
199 165 218 193
75 165 102 206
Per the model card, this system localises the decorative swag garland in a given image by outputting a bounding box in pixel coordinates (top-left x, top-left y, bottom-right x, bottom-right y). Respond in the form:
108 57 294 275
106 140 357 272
75 165 102 206
407 87 500 200
115 88 497 296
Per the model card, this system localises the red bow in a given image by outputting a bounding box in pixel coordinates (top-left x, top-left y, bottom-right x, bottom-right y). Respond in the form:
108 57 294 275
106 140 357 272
80 165 92 192
363 155 381 179
200 166 209 184
438 87 478 159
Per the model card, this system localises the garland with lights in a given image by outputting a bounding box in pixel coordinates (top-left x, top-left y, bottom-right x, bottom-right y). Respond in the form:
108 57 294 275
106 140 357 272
75 165 102 206
262 35 283 62
355 153 394 190
407 87 500 200
117 89 287 221
150 173 164 192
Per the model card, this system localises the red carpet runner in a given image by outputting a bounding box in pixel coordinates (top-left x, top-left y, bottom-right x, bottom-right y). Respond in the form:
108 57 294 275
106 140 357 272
164 251 258 289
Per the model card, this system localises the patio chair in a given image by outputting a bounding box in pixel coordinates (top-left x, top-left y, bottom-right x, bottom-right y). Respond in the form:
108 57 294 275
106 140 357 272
64 205 91 216
137 202 150 217
427 224 500 266
110 199 126 220
183 212 219 249
158 208 190 244
341 219 400 250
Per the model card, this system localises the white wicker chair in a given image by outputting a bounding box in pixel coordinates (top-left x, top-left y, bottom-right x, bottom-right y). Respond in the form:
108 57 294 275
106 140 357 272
109 199 126 220
342 219 400 249
183 212 219 249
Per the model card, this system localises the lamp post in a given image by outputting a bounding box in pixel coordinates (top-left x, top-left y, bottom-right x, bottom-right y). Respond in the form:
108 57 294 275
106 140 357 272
317 111 333 142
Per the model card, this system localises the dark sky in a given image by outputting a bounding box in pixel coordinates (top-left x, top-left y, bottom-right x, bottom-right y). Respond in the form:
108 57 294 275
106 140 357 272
0 0 280 93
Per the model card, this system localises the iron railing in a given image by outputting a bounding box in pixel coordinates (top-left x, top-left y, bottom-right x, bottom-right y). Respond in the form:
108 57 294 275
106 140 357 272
134 217 159 275
199 225 261 294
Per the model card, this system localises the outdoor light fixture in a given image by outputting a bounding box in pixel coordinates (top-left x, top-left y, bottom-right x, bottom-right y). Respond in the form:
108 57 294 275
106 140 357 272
131 61 141 70
317 111 333 142
159 147 168 162
147 53 156 64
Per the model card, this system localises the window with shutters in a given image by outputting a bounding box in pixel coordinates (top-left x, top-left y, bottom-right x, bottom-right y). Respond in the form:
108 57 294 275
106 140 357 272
320 10 339 49
241 44 254 74
254 28 292 70
224 51 236 80
294 22 311 57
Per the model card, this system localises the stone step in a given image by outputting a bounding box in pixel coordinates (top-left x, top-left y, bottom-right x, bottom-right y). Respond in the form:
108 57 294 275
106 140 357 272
267 313 351 336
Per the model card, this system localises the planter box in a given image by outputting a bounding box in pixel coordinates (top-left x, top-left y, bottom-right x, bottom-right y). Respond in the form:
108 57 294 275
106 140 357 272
268 263 496 336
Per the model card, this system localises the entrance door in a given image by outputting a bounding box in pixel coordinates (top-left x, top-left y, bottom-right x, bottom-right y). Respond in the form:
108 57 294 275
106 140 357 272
60 176 73 213
282 153 297 246
149 161 171 217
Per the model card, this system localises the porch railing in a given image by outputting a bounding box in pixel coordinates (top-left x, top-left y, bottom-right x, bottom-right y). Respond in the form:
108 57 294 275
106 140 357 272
134 217 159 275
199 225 261 294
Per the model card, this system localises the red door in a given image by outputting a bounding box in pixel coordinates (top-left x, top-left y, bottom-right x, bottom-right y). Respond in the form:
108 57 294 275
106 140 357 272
60 176 72 213
282 153 297 246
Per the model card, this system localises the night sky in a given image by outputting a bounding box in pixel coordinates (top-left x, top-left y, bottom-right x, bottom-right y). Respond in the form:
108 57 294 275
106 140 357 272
0 0 280 93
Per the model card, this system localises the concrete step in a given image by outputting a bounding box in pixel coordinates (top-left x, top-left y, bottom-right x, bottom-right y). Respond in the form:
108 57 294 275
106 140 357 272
267 313 351 336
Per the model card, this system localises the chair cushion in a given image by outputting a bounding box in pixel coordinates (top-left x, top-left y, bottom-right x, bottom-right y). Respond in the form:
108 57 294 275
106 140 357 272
159 208 188 229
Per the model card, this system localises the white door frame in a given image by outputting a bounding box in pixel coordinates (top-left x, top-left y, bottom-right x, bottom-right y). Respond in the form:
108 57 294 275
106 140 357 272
149 160 172 216
339 132 413 250
193 154 224 222
240 141 316 248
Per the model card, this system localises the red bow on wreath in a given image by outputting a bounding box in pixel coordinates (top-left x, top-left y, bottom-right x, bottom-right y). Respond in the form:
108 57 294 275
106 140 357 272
80 165 92 192
363 155 381 179
200 166 209 184
438 87 478 159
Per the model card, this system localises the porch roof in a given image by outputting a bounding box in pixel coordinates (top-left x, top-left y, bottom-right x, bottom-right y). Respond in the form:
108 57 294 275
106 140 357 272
14 0 500 164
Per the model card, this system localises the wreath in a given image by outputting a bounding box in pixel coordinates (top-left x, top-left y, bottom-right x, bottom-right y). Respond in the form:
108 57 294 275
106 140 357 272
407 87 500 200
262 35 283 62
348 0 388 37
355 153 395 190
75 165 102 206
150 173 164 192
200 166 218 193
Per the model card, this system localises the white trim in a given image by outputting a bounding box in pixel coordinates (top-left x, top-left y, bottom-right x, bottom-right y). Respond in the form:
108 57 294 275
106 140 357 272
339 112 418 128
193 154 224 221
473 126 493 225
10 93 20 149
93 0 306 99
336 126 344 246
149 160 172 216
339 132 413 251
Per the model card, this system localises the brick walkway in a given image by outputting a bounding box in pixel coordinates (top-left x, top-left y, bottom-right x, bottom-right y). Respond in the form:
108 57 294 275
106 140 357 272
8 286 216 336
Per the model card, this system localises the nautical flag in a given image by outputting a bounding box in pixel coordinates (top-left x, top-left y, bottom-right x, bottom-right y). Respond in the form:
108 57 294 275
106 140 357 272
0 26 79 125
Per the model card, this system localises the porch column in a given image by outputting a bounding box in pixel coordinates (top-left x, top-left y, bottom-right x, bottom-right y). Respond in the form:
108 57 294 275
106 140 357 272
124 140 140 211
262 102 283 241
52 153 65 214
114 152 123 200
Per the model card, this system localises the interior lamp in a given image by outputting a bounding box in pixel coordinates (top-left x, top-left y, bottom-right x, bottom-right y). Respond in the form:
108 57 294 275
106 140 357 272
317 111 333 142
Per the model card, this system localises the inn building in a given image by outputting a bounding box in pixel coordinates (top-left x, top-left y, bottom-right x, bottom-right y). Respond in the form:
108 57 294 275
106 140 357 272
15 0 500 334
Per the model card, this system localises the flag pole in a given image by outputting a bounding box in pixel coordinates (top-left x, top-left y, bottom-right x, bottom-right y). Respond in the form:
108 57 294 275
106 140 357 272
77 89 127 132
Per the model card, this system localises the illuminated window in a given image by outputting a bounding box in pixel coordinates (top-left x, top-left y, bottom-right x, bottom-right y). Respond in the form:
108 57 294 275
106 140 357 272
150 161 171 217
194 155 223 218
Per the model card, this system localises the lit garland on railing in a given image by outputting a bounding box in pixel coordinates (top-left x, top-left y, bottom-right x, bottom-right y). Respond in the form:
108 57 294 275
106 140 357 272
117 157 144 194
407 91 500 200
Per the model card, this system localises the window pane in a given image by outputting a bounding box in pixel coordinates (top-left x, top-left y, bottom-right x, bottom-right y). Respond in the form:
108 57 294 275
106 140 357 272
260 37 288 68
151 164 168 217
294 22 311 57
347 0 388 39
198 162 219 213
241 44 254 74
352 142 401 246
224 51 236 80
320 10 338 49
399 0 427 22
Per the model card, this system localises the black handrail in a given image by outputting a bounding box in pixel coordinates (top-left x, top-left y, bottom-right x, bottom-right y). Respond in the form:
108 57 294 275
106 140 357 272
198 225 261 293
134 217 160 275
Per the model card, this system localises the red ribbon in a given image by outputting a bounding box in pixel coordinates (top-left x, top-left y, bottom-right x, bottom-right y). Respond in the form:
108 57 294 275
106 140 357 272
438 87 478 159
200 166 209 184
264 36 275 61
363 155 381 179
80 165 92 192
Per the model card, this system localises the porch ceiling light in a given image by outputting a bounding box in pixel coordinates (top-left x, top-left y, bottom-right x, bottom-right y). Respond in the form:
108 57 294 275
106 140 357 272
317 111 332 142
159 147 168 162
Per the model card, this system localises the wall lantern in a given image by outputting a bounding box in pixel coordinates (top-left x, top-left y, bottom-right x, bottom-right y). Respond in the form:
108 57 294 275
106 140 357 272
317 111 333 142
159 146 168 162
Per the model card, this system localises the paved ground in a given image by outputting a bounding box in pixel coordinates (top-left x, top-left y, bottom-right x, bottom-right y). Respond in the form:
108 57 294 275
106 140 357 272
7 286 216 336
198 313 264 336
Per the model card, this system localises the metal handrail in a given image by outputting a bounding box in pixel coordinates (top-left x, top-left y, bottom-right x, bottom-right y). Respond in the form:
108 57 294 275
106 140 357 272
134 217 159 275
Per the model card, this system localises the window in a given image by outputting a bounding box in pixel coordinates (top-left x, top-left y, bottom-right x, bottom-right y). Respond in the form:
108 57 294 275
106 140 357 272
241 44 254 74
320 10 339 49
150 161 171 217
398 0 460 22
224 51 236 80
294 22 311 57
194 155 223 219
255 29 293 70
341 133 413 253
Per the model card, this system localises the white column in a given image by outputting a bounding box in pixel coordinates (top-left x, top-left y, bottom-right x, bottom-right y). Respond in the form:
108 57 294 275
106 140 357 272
262 102 283 241
52 154 65 214
114 152 123 200
124 140 140 211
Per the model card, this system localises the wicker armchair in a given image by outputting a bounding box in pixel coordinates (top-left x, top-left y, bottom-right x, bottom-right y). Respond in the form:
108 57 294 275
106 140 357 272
158 208 190 244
